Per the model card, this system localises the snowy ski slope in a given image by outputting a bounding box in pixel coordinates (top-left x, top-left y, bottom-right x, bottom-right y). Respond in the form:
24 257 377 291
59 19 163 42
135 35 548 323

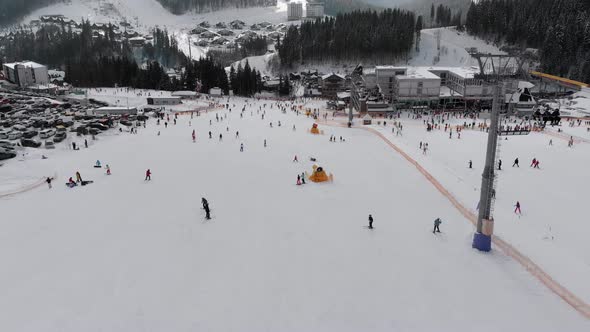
1 95 589 330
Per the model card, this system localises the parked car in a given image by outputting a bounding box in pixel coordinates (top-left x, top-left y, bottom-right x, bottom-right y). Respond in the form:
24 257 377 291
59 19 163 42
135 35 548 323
39 128 56 139
53 131 66 142
88 123 109 131
88 128 100 136
75 126 88 135
44 141 55 149
23 130 38 138
8 131 23 140
20 138 41 148
0 140 15 148
0 147 17 160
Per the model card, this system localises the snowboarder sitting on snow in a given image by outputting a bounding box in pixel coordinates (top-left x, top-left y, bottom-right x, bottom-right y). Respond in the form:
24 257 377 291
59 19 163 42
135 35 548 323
67 177 76 187
368 214 374 229
433 218 442 233
106 165 111 175
95 160 101 168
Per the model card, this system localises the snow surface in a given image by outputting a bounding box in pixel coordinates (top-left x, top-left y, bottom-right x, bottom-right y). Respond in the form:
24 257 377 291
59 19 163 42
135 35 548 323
1 94 589 330
228 53 278 77
66 88 209 111
327 110 590 307
409 27 506 67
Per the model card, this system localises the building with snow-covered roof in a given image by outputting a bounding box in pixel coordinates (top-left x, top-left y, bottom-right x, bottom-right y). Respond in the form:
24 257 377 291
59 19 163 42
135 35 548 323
2 61 48 88
200 30 219 39
229 20 246 30
320 73 346 98
217 29 234 36
171 91 198 99
351 65 500 113
147 97 182 106
128 36 146 47
394 67 441 102
429 66 493 100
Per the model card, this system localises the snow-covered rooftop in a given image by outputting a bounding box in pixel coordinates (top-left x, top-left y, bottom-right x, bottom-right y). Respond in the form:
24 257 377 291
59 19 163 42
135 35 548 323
3 61 46 69
397 67 440 80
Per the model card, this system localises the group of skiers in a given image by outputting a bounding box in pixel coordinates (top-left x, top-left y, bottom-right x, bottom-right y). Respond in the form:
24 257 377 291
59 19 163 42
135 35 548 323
296 173 306 185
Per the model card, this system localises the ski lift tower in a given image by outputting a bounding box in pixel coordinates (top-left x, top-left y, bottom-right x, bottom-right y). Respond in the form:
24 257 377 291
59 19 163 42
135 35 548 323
470 50 532 252
472 81 502 252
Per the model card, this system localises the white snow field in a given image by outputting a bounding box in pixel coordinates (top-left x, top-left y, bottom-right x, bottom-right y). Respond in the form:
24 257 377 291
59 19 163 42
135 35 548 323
409 27 507 67
323 110 590 308
1 96 589 331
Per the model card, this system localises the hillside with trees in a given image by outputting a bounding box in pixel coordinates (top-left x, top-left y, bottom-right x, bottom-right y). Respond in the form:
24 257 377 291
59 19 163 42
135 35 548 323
0 21 261 94
0 0 64 27
465 0 590 83
154 0 276 15
277 9 415 66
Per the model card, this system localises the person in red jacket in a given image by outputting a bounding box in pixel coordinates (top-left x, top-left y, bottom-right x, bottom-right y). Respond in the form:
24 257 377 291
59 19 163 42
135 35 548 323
145 169 151 181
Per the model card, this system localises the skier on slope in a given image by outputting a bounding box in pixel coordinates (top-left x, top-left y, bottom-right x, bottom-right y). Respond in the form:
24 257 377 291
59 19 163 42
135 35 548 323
192 130 196 142
46 177 52 189
512 158 519 167
297 174 301 185
530 158 537 167
368 214 374 229
145 169 151 181
433 218 442 233
469 160 473 169
514 201 521 214
204 200 211 220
